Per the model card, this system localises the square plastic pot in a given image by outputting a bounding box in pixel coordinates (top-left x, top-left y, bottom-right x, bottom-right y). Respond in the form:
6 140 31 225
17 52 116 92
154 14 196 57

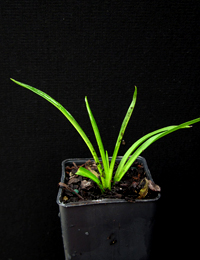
57 156 160 260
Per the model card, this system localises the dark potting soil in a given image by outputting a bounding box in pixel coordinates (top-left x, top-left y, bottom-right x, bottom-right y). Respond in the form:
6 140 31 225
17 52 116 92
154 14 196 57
59 160 161 204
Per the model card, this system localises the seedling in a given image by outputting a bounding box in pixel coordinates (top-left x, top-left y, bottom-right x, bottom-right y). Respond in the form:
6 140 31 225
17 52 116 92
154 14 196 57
11 78 200 192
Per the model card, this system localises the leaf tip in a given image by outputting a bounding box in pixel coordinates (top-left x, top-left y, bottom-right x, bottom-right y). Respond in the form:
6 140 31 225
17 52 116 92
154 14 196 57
133 86 137 98
10 78 20 85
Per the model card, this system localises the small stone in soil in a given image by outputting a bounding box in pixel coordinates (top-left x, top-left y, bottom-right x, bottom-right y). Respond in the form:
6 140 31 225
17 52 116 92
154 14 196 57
63 196 68 201
81 180 94 190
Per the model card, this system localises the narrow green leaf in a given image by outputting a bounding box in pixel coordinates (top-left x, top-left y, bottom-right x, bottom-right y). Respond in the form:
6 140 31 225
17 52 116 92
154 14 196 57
106 86 137 189
85 96 108 183
10 78 101 168
76 167 105 192
114 125 190 182
105 150 109 169
115 118 200 182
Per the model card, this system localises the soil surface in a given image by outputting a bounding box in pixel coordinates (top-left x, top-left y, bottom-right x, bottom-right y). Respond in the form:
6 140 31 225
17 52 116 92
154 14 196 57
59 160 161 203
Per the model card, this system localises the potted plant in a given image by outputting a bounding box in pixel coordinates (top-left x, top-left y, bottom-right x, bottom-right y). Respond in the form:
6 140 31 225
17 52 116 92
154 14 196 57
11 78 200 260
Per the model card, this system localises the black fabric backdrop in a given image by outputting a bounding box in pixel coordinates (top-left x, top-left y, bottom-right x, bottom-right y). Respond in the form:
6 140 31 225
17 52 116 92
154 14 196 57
1 1 200 259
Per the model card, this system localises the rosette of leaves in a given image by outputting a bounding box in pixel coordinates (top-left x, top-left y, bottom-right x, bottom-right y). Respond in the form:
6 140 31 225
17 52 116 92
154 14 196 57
11 78 200 193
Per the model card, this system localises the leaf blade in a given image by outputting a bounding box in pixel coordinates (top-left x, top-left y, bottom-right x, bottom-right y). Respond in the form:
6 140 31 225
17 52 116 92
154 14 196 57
10 78 101 168
107 86 137 188
85 96 108 183
76 167 105 192
115 118 200 182
114 125 190 182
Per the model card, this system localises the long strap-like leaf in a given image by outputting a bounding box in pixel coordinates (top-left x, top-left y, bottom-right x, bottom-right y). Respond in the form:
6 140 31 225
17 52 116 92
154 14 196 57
85 96 107 185
114 125 190 182
106 86 137 189
10 78 101 172
115 118 200 182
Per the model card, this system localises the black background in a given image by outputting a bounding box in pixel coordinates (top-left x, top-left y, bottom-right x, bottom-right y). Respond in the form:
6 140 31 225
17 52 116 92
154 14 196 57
1 1 200 259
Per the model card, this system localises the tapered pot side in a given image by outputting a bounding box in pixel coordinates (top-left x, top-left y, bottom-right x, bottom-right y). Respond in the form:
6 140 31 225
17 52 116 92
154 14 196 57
57 156 161 260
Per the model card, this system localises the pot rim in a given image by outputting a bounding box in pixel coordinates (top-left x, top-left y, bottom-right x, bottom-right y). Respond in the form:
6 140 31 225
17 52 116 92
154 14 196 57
56 156 161 208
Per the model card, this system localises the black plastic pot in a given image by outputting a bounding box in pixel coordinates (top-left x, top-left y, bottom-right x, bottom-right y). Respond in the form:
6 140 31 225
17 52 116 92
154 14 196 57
57 156 160 260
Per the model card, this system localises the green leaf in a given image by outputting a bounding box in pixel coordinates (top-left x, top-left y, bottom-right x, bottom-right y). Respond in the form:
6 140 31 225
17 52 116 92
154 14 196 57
76 167 105 192
106 86 137 189
10 78 101 168
115 118 200 182
105 150 109 169
114 125 190 182
85 96 108 184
